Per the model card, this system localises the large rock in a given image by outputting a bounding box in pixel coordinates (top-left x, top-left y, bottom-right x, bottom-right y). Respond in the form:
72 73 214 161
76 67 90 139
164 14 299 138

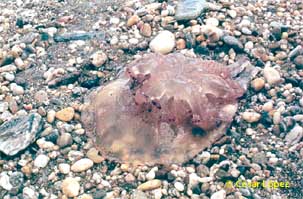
175 0 207 20
0 113 43 156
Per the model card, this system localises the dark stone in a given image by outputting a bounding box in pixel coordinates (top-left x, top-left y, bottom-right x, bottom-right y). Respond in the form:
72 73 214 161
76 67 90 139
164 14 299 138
48 71 80 88
1 55 14 67
16 18 25 28
0 113 43 156
294 55 303 69
54 32 105 42
92 190 106 199
222 35 244 52
78 72 101 89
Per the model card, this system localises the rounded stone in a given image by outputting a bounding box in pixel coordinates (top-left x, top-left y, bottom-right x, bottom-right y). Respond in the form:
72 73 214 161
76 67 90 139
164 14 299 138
34 154 50 168
127 15 140 27
137 179 162 191
149 30 175 54
174 181 185 192
55 107 75 122
62 177 80 197
242 111 261 123
56 133 73 148
263 66 281 85
294 55 303 69
91 51 107 67
71 158 94 172
251 78 265 91
58 163 71 174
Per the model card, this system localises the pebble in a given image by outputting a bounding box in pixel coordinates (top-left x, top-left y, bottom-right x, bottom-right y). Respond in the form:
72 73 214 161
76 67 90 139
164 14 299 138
140 23 152 37
244 41 254 50
242 111 261 123
210 190 226 199
58 163 71 174
251 78 265 91
205 18 219 27
294 55 303 69
0 172 12 190
62 177 80 197
0 113 43 156
23 187 38 199
55 107 75 122
227 10 237 18
34 90 48 103
78 194 93 199
57 133 73 147
262 101 274 112
285 125 303 145
127 15 140 27
174 181 185 192
47 110 56 123
222 35 243 50
86 148 104 163
34 154 50 168
137 179 162 191
175 0 207 20
131 190 148 199
263 66 281 85
10 83 24 95
91 51 107 67
149 30 175 54
71 158 94 172
176 38 186 50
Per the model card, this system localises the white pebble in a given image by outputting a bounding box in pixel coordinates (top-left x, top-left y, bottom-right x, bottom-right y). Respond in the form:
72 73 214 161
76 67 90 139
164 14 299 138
149 30 175 54
34 154 50 168
174 181 185 192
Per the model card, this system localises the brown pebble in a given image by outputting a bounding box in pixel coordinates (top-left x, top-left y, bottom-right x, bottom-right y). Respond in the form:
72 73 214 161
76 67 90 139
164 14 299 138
140 23 152 37
176 39 186 50
251 78 265 91
127 15 140 27
55 107 75 122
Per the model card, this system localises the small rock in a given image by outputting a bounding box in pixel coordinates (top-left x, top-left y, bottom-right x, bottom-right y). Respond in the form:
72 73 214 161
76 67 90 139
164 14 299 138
176 38 186 50
55 107 75 122
242 111 261 123
227 10 237 18
127 15 140 27
34 90 48 103
174 181 185 192
263 66 281 85
87 148 104 163
251 78 265 91
57 133 73 147
59 163 71 174
205 18 219 27
23 187 38 199
149 30 175 54
137 179 162 191
140 23 152 37
0 113 43 155
47 110 56 123
91 51 107 67
0 172 12 190
10 83 24 95
211 190 226 199
288 45 303 60
294 55 303 69
34 154 50 168
285 125 303 145
71 158 94 172
222 35 243 51
125 173 136 183
62 177 80 197
131 190 148 199
175 0 207 20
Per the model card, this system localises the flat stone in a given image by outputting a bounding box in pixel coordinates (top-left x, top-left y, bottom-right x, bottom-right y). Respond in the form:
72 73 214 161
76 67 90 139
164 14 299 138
175 0 207 20
56 133 73 147
71 158 94 172
0 113 43 156
55 107 75 122
137 179 162 191
222 35 243 51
